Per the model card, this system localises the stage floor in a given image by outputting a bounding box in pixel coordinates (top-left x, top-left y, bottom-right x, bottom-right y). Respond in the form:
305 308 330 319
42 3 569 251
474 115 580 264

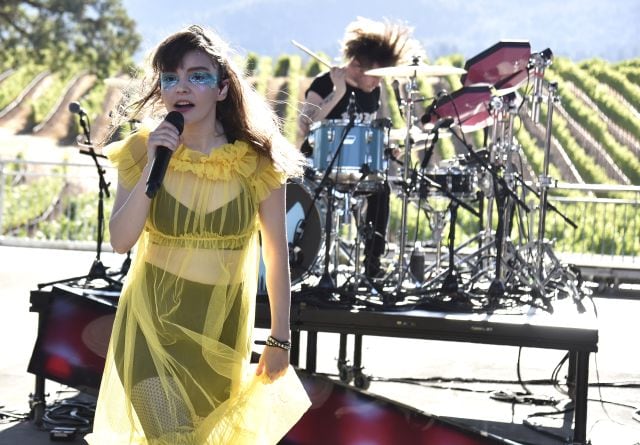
1 246 639 444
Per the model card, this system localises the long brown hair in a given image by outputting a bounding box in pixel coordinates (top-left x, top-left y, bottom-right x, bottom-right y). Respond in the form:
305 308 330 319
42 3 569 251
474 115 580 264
108 25 304 176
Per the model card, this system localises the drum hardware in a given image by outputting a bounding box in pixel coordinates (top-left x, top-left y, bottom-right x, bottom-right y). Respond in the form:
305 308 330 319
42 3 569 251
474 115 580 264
421 84 494 134
408 246 425 284
428 207 447 273
421 101 529 303
311 95 359 291
528 48 553 123
283 41 587 315
470 147 530 302
414 162 482 298
485 80 575 297
423 61 574 308
388 69 437 292
309 119 387 187
439 201 466 295
383 70 482 293
462 40 532 96
361 57 468 295
535 81 568 282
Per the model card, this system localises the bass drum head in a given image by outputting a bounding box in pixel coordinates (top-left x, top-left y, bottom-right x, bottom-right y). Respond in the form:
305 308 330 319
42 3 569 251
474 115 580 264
258 178 325 294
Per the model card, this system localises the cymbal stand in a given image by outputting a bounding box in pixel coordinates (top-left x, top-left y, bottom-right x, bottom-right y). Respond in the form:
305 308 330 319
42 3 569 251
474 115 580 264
395 75 421 293
428 204 447 272
489 83 577 306
480 95 509 270
493 94 522 297
412 170 481 290
445 115 531 303
439 200 463 293
348 194 363 287
497 87 561 303
535 81 560 279
471 86 577 309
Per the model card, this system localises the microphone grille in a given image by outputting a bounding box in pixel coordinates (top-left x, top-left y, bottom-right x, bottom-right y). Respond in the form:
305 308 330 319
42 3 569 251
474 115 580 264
165 111 184 135
68 102 81 114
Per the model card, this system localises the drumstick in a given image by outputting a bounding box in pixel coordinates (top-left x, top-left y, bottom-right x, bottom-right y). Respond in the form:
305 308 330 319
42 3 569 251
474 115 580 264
291 40 333 68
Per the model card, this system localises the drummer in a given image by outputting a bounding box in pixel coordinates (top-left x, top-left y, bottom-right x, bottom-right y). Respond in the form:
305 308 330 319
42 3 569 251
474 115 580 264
298 17 417 279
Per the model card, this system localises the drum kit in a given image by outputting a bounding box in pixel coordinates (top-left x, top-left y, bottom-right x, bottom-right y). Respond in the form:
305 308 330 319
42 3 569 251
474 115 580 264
260 40 585 313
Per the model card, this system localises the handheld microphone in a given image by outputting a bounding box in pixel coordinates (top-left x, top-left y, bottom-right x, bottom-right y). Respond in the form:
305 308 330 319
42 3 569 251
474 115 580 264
145 111 184 199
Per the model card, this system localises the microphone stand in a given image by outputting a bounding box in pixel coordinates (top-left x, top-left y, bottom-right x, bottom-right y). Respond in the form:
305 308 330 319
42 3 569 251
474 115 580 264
77 113 116 284
37 112 120 290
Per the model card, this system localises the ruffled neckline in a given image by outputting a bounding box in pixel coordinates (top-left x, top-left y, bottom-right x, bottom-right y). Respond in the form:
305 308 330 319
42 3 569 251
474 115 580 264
170 140 257 180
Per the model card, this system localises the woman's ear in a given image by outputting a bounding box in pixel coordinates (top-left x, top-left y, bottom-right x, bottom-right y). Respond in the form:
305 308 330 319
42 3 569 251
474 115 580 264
217 80 229 101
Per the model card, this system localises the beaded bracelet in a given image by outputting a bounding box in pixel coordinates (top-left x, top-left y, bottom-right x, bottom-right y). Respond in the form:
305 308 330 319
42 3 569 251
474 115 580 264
266 335 291 351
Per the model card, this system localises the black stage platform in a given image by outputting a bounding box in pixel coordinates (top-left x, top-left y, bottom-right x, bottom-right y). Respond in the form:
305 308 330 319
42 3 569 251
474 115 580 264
255 294 598 445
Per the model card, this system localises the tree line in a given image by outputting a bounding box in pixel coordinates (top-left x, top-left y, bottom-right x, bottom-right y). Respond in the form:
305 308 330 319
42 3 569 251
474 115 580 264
0 0 140 77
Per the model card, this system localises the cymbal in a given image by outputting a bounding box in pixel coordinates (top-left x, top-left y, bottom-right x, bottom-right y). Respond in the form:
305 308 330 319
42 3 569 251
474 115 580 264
365 63 466 78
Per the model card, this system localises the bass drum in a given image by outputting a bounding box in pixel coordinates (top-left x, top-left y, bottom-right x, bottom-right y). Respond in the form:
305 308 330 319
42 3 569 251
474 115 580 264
258 178 325 294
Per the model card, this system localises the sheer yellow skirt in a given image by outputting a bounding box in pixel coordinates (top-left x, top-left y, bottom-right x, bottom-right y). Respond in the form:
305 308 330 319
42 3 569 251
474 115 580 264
86 262 310 444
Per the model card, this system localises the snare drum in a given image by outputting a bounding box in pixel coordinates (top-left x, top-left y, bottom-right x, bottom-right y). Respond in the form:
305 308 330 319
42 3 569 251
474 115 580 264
422 166 476 198
308 120 385 185
258 178 325 294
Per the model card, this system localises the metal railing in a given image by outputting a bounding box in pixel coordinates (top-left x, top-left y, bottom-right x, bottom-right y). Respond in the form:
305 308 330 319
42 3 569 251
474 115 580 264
547 183 639 264
0 158 116 251
1 158 639 266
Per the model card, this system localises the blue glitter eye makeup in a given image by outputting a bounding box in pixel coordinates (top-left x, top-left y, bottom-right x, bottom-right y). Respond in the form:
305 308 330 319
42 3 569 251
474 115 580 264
160 73 179 90
189 72 218 88
160 72 219 90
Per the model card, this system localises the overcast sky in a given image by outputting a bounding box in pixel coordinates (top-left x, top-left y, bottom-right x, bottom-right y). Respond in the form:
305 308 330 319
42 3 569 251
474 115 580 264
122 0 640 64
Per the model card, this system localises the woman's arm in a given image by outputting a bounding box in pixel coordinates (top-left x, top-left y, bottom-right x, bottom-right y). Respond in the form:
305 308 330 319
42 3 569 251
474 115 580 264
109 168 153 254
109 121 181 253
256 184 291 381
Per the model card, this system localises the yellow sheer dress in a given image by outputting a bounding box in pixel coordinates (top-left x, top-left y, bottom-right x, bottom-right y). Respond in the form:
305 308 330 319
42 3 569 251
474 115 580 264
85 129 310 445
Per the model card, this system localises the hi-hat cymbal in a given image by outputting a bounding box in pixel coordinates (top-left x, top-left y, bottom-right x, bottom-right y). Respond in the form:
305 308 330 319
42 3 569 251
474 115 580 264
365 63 466 77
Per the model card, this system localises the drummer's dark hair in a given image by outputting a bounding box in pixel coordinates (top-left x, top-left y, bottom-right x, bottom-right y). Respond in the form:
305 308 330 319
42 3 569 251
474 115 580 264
342 17 416 68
